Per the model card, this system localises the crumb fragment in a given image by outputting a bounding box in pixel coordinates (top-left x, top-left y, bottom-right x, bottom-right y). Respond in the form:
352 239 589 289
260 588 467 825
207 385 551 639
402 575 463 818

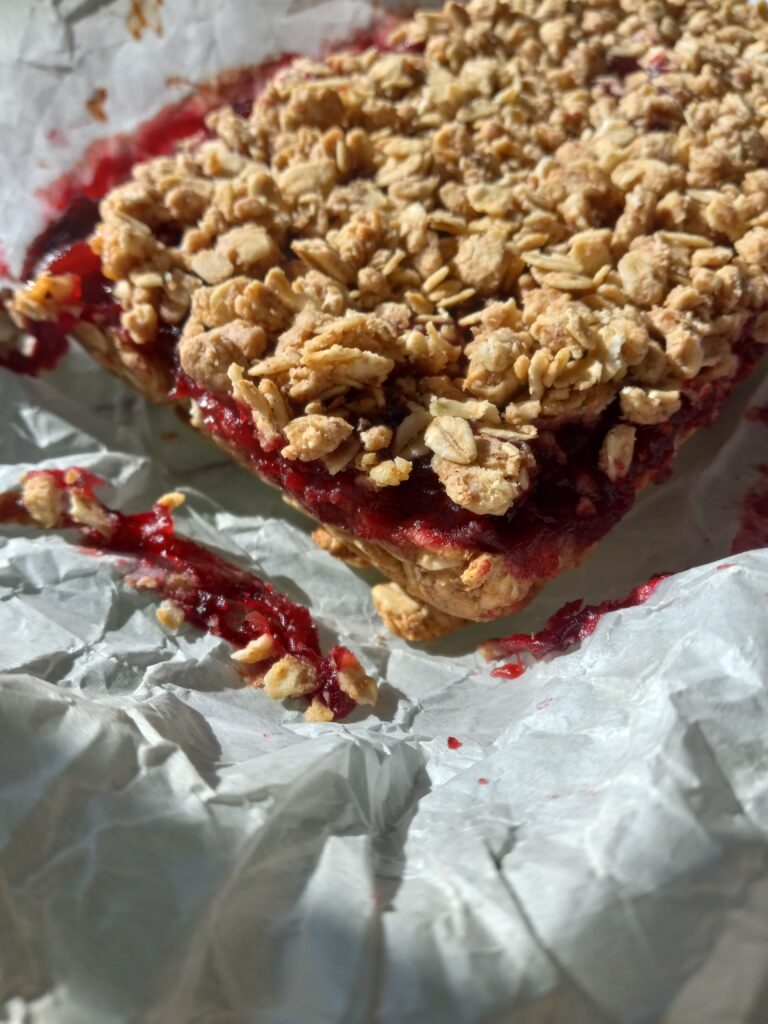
156 491 185 510
599 425 636 483
156 598 184 630
67 490 114 537
85 87 108 123
231 634 276 664
336 655 378 705
263 655 317 700
369 457 412 487
21 474 62 529
305 698 335 723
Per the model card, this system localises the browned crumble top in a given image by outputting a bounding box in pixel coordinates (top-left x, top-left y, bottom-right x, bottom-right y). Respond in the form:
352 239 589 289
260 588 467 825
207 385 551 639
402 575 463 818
13 0 768 516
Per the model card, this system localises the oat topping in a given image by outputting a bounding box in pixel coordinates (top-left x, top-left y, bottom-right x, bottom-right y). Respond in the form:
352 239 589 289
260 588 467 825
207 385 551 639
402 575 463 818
13 0 768 512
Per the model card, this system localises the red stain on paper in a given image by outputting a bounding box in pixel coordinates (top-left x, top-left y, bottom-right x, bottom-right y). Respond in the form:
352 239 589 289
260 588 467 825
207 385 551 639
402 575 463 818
46 127 67 147
1 469 362 721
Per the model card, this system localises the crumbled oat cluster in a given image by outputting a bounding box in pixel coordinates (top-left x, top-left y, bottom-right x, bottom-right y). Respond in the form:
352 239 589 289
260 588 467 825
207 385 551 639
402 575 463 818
14 0 768 515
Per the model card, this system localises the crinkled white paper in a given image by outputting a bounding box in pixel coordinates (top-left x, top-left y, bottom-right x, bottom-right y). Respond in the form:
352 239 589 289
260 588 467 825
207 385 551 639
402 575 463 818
2 3 768 1022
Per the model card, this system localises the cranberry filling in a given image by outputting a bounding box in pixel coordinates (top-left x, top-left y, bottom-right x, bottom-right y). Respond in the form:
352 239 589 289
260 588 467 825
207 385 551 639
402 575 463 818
4 469 357 718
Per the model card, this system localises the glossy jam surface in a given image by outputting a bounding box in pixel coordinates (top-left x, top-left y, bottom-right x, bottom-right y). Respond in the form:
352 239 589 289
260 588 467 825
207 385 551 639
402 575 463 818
11 470 357 718
487 574 669 675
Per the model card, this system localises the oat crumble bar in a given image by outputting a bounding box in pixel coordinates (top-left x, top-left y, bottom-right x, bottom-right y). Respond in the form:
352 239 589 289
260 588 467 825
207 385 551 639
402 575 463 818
8 0 768 637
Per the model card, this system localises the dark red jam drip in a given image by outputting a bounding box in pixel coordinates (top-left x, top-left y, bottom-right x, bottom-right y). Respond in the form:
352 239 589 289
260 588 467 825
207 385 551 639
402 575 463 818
486 573 670 675
10 470 357 718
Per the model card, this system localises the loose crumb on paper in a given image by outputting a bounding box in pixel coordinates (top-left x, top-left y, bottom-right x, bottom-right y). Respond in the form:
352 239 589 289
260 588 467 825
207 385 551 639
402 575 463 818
127 0 164 40
85 88 108 123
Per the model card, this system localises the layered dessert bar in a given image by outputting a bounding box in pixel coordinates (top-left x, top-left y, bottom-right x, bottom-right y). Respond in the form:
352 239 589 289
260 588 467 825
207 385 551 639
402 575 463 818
7 0 768 637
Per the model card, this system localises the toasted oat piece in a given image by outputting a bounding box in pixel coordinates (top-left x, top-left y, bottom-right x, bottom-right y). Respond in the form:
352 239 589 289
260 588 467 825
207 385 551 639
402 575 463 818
8 0 768 633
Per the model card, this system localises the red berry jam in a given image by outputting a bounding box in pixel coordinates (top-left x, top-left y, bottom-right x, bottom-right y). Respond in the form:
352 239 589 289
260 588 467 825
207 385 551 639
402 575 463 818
7 469 359 718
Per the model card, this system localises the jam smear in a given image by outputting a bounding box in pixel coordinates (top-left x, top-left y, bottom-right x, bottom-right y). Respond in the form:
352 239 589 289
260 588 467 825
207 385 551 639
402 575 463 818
447 736 462 750
485 574 669 675
4 469 361 719
746 404 768 426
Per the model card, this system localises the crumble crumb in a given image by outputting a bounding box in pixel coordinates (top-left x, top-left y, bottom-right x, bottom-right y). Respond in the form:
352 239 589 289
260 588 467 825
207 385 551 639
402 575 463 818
263 654 317 699
156 598 185 630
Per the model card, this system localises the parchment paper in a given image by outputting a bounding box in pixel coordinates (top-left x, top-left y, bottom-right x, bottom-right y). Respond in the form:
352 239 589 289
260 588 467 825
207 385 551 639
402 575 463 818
2 3 768 1022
